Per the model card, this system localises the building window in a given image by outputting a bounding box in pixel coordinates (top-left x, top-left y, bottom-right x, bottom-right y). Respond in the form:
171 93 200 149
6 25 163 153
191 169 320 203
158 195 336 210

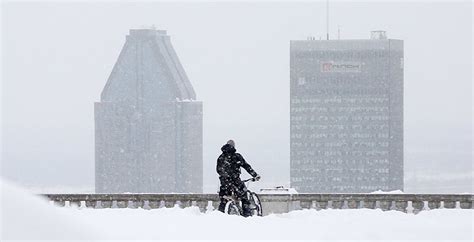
298 77 306 85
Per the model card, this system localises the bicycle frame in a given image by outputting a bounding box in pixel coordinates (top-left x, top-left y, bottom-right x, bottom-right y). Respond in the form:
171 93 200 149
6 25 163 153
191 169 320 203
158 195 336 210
222 178 262 216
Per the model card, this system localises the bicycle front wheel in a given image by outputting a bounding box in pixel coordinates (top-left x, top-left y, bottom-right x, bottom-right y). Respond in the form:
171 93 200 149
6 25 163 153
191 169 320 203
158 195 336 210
249 192 263 216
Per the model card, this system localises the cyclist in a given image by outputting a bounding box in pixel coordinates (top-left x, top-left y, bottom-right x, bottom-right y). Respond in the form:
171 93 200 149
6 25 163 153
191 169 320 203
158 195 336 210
216 140 260 217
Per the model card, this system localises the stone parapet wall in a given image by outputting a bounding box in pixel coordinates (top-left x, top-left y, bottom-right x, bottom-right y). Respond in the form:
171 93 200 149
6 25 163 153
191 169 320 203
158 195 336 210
41 193 473 215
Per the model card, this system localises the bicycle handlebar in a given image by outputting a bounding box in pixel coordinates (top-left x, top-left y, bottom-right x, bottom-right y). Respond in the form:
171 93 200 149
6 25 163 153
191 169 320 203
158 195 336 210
242 177 258 182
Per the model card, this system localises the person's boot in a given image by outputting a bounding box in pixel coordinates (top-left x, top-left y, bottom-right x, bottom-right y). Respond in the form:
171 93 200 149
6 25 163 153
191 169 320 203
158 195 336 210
218 198 226 213
242 201 252 217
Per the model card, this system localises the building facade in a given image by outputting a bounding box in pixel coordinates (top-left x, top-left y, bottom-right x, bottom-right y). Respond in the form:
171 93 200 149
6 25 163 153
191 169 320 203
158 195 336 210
290 31 403 193
95 29 203 193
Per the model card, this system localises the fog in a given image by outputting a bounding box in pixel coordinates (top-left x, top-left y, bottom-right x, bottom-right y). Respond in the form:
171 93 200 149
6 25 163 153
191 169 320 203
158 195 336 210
1 1 472 193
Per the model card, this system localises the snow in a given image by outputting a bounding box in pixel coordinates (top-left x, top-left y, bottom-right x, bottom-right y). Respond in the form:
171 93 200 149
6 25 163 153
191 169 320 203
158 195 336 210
0 179 106 240
1 179 473 241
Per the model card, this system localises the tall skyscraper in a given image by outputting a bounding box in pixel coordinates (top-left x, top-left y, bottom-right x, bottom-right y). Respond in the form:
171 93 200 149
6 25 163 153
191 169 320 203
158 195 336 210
95 29 203 193
290 31 403 193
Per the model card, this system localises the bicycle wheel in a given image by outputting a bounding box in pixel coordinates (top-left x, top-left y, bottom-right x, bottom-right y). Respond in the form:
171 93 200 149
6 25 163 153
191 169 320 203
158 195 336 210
249 192 263 216
224 201 241 216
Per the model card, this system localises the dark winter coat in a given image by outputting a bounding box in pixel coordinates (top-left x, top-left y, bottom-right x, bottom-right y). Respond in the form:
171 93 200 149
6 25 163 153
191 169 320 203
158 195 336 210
216 144 257 216
216 144 258 180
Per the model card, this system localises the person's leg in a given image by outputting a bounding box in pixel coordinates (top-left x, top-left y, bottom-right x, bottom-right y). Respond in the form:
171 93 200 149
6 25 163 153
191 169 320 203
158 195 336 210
235 181 252 217
218 178 232 213
218 197 227 213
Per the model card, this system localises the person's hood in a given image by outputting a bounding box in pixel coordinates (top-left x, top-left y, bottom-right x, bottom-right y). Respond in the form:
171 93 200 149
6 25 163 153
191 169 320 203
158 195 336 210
221 143 236 154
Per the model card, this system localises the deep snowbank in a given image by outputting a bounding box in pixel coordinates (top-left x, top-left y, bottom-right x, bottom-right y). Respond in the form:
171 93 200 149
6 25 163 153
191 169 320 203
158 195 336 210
1 179 473 241
0 179 106 240
76 206 473 240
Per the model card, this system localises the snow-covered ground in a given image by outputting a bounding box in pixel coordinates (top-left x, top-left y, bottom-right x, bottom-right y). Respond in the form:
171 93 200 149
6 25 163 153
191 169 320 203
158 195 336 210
1 179 473 241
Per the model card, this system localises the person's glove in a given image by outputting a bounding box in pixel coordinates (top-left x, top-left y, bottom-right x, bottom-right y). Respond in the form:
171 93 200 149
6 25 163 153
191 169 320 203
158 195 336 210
254 174 261 181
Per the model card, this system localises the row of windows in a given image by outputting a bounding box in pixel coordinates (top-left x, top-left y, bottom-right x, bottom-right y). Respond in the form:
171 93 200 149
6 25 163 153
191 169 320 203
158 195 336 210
291 124 390 131
292 159 389 165
353 133 389 138
295 76 391 86
291 96 389 105
291 165 391 171
291 127 390 139
292 185 390 192
291 176 390 183
291 133 389 139
347 168 389 173
299 168 390 174
291 166 392 174
292 150 389 156
291 106 389 113
291 171 391 177
292 115 389 122
294 49 396 58
292 141 390 148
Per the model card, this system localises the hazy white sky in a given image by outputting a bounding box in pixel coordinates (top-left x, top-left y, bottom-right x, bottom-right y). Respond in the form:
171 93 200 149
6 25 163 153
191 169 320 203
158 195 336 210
1 1 472 192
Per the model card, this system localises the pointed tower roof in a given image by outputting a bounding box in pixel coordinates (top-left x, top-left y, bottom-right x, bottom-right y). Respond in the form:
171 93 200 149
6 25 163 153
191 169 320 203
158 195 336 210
101 29 196 104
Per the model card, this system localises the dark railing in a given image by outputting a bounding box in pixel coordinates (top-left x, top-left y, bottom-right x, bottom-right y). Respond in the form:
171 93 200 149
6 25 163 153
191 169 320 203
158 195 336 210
41 193 474 215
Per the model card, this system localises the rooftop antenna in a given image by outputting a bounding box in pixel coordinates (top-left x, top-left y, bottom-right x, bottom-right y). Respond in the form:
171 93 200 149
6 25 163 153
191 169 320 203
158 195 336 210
326 0 329 40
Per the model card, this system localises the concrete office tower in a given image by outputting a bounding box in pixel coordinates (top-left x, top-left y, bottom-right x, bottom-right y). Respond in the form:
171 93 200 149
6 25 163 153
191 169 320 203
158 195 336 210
290 31 403 193
95 29 203 193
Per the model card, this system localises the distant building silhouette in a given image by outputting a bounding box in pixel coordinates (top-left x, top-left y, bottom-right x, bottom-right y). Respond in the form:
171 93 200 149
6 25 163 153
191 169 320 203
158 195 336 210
290 31 403 193
95 29 203 193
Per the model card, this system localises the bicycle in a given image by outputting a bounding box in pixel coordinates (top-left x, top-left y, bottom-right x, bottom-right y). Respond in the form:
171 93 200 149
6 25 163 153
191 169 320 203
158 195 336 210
222 177 263 217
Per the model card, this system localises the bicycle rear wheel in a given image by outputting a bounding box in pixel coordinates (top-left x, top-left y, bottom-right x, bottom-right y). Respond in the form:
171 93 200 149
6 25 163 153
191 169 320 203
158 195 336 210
224 201 241 216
